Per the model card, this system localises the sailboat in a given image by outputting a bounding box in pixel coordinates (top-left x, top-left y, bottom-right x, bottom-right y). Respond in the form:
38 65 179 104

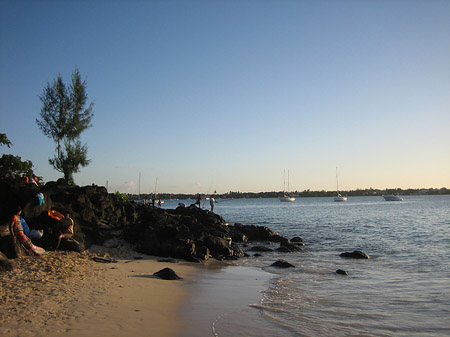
334 167 347 202
280 169 295 202
153 177 164 206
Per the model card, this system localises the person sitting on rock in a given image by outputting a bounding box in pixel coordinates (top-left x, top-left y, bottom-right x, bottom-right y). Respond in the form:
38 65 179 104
54 212 74 250
20 216 43 239
10 206 45 255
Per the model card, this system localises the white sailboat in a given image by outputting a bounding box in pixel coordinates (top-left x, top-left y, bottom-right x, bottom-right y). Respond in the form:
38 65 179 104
334 167 347 202
280 169 295 202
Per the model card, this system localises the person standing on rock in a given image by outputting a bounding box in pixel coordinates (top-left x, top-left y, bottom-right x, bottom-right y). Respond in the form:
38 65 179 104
194 194 202 208
55 212 74 250
209 194 216 212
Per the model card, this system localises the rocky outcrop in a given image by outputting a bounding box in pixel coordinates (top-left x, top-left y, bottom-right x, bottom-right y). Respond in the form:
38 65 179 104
229 223 287 243
123 205 288 261
0 179 134 258
0 179 299 263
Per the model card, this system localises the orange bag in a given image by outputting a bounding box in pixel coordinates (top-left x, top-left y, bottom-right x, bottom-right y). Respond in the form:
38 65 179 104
48 210 64 220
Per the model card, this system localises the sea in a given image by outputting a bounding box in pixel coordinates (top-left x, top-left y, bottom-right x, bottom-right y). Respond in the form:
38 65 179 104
163 195 450 337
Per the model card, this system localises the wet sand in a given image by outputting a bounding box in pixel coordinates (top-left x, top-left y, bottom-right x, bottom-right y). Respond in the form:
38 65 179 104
179 264 276 337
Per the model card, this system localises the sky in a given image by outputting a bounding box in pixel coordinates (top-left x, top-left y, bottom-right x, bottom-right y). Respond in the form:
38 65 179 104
1 0 449 194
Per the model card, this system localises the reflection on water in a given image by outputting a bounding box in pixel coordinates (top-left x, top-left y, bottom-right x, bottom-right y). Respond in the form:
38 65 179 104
168 196 450 336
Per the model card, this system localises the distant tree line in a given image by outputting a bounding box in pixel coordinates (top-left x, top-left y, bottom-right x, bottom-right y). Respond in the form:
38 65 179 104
127 187 449 201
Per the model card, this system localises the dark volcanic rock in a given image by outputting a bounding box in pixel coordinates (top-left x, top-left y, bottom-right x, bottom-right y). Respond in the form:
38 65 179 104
291 236 304 244
340 251 370 259
0 259 13 272
277 242 303 252
231 232 248 243
153 267 181 280
250 245 273 252
270 259 295 268
230 223 287 243
0 252 13 272
0 179 291 264
0 179 132 257
124 206 284 261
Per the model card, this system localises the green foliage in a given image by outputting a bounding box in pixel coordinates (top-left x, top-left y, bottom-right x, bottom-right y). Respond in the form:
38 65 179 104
0 154 34 178
49 139 90 185
0 133 12 148
36 68 94 184
115 191 130 203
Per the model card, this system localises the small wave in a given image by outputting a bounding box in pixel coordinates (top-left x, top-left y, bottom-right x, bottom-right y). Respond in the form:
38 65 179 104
249 303 288 314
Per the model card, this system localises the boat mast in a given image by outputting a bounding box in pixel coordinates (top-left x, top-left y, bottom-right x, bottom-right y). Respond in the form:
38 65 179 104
154 177 158 199
138 172 141 200
288 170 290 194
336 167 339 195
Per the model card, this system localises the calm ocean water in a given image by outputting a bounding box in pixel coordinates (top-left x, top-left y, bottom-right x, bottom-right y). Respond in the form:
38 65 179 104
166 195 450 337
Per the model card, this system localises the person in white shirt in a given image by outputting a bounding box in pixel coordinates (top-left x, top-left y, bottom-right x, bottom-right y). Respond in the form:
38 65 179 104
209 195 215 212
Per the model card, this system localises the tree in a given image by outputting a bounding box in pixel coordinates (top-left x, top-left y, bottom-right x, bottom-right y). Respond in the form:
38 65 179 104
36 68 94 185
0 133 39 180
0 133 12 148
0 154 35 178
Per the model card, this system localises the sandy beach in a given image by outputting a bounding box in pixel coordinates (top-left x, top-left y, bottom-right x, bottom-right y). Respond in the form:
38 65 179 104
0 246 198 337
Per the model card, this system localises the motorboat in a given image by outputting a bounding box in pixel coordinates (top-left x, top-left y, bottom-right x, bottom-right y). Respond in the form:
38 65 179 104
383 194 403 201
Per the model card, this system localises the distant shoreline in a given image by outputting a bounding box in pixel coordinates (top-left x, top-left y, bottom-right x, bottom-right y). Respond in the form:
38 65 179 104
129 188 449 201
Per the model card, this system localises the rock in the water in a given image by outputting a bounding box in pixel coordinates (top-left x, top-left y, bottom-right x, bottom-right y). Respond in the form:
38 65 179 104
291 236 304 244
270 259 295 268
336 269 348 275
275 246 293 253
230 223 287 243
340 251 370 259
278 242 303 252
250 245 273 252
153 267 182 280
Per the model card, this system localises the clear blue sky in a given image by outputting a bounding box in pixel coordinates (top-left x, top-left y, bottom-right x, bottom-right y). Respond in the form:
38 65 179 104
1 0 449 194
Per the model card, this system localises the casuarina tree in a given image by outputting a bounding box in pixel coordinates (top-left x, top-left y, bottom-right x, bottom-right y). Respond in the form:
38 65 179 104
36 68 94 185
